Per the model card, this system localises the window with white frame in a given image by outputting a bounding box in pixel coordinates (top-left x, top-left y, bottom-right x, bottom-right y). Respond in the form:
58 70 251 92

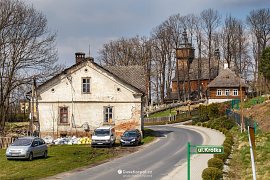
104 106 113 123
82 78 90 93
59 107 68 124
225 89 230 96
233 89 238 96
217 89 222 96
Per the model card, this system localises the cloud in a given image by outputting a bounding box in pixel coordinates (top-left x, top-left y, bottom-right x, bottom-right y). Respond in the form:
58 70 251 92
22 0 270 65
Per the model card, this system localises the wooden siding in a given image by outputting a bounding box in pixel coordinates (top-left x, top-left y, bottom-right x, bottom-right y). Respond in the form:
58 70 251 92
209 87 246 99
172 79 209 93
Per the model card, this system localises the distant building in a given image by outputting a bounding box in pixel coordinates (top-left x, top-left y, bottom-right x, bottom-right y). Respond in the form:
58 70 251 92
167 30 220 102
19 100 29 113
36 52 145 138
207 66 248 104
170 58 219 101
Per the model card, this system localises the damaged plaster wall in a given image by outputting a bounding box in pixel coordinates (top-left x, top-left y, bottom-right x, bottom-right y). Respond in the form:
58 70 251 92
38 61 143 138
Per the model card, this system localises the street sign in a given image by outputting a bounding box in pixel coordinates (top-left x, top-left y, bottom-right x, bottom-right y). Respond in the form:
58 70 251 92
187 143 224 180
196 145 224 154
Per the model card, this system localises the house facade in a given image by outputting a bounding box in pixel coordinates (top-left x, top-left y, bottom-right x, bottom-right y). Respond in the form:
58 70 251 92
207 67 248 104
36 53 145 138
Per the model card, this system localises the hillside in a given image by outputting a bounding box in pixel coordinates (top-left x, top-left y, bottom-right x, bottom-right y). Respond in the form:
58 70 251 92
243 99 270 132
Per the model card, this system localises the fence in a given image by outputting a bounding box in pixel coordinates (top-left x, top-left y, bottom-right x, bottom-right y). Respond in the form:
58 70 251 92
225 109 258 131
0 137 16 149
144 115 176 124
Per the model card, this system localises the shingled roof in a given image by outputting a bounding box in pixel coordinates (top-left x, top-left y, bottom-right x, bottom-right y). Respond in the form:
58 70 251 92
172 58 219 82
35 59 145 94
103 65 146 93
207 68 248 88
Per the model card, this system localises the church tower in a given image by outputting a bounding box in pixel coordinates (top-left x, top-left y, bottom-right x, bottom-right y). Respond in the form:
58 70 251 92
175 30 195 101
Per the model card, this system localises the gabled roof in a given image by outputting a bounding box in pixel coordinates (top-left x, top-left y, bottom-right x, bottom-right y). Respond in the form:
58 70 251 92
207 68 248 88
103 65 145 93
36 59 145 94
172 58 219 82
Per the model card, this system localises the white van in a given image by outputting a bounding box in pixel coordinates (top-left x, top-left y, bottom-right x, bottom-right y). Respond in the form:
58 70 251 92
91 126 116 147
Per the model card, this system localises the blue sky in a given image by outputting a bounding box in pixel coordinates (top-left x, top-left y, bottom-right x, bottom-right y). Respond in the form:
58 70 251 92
23 0 270 66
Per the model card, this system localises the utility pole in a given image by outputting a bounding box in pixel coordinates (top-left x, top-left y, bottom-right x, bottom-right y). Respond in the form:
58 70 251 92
29 78 35 135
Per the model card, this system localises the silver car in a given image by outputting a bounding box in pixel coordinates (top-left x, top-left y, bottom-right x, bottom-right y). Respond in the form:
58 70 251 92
6 136 48 161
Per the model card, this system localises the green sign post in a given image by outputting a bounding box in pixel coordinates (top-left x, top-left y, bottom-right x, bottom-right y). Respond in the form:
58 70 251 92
187 143 224 180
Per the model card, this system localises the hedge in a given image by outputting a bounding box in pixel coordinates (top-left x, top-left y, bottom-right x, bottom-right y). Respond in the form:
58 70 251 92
202 167 223 180
208 158 224 170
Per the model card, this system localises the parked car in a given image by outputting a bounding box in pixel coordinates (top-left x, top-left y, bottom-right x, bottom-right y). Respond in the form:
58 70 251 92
120 129 141 146
91 126 116 147
6 136 48 161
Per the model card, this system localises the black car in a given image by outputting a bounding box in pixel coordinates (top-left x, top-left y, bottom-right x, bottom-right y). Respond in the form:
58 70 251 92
120 129 141 146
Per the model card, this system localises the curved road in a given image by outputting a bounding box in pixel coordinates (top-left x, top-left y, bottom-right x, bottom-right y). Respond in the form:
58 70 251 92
49 125 203 180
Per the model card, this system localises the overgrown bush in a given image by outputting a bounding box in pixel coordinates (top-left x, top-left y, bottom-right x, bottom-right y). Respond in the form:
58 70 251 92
202 167 223 180
214 154 227 162
224 138 233 146
224 146 231 158
208 103 220 119
208 158 224 170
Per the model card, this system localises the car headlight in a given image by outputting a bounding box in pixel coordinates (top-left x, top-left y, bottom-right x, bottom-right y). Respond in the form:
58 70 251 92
120 139 124 142
131 139 136 142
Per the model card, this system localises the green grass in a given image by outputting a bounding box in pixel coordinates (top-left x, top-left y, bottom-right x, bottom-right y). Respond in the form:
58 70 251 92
243 96 267 108
0 129 156 180
147 109 177 118
0 145 115 180
142 129 156 144
227 127 270 179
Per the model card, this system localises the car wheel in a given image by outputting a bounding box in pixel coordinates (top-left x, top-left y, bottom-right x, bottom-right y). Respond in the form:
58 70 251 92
109 142 112 148
43 151 48 158
28 152 33 161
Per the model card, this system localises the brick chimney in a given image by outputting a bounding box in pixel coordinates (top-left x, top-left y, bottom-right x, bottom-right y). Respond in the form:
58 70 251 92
75 52 85 64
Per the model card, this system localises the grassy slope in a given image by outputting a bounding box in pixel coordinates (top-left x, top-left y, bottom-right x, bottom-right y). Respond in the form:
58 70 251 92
226 126 270 179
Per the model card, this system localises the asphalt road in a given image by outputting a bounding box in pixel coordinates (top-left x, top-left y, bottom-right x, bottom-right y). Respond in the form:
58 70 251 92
52 125 203 180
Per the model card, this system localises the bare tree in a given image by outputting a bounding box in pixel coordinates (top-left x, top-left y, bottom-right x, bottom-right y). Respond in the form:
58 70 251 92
247 8 270 94
98 36 153 105
0 0 59 131
200 9 221 83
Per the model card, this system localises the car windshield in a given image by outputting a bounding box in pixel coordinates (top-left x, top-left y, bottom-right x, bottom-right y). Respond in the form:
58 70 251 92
94 129 110 136
123 132 137 137
12 139 32 146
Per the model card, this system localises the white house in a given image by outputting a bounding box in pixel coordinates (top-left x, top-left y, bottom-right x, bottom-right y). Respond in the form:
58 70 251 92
36 52 145 138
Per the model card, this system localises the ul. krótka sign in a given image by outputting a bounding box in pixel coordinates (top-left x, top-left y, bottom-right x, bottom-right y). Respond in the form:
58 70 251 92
196 145 224 154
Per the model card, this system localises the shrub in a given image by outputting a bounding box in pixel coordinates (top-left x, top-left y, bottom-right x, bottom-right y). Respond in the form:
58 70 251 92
202 167 223 180
208 158 224 170
208 103 220 119
214 154 227 162
224 138 233 146
223 142 232 151
224 146 231 158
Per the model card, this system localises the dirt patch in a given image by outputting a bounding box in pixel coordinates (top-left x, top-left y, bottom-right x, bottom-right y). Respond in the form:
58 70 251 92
242 100 270 132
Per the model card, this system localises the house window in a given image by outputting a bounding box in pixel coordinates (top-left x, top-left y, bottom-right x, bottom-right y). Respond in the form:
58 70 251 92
233 89 238 96
59 107 68 124
216 89 222 96
104 106 113 123
82 78 90 93
225 89 230 96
